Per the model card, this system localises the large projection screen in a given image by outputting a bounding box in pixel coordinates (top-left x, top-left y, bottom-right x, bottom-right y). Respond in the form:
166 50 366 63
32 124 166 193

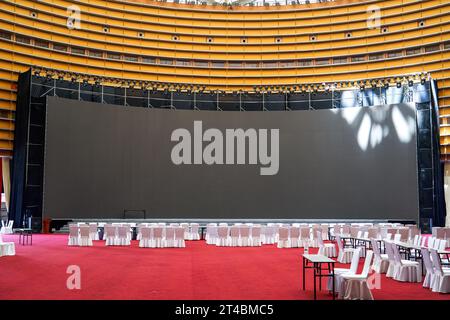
43 96 419 220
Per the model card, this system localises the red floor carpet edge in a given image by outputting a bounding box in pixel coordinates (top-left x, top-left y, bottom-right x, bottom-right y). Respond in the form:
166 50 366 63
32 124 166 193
0 234 449 300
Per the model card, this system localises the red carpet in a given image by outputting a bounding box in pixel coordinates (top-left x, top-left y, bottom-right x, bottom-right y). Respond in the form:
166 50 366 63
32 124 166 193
0 234 449 300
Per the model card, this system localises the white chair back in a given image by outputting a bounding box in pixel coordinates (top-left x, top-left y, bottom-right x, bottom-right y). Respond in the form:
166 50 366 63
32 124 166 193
79 226 90 238
278 227 289 241
361 251 374 277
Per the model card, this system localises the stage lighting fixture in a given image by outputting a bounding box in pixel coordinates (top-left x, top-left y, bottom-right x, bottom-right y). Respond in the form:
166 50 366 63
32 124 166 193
421 78 426 85
408 80 414 87
396 82 402 88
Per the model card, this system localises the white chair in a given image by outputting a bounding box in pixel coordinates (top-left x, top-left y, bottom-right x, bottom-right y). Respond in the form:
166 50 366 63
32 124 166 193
262 225 276 244
391 242 421 282
277 227 290 248
371 239 389 273
68 225 80 246
0 234 15 256
79 225 93 246
300 227 310 248
136 223 146 241
206 225 218 245
180 223 189 240
189 223 200 240
250 226 262 247
104 225 117 246
0 220 13 234
289 227 300 248
89 223 99 241
310 227 321 248
239 226 250 247
174 227 186 248
116 226 131 246
430 249 450 293
215 226 228 246
328 248 361 294
152 227 164 248
384 242 396 278
164 227 175 248
339 251 374 300
139 227 152 248
317 231 337 258
421 247 436 289
336 235 356 263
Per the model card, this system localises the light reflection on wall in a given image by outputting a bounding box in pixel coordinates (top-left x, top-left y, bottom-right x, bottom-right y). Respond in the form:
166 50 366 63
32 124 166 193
332 85 428 151
333 103 415 151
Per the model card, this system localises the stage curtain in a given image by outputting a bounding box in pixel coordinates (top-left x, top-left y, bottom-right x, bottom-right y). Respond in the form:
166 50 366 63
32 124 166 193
2 158 10 212
444 162 450 227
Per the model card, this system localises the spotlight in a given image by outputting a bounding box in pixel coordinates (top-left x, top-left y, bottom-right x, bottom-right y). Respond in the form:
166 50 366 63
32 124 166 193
396 82 402 88
421 78 426 85
360 85 365 92
384 82 390 89
408 80 414 87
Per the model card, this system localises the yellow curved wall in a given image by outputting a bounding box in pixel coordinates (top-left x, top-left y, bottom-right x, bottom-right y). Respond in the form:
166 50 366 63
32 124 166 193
0 0 449 158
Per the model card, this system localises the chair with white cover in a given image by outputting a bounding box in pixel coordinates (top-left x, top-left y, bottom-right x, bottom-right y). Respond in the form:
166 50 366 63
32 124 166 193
393 233 402 242
152 227 164 248
68 225 80 246
136 223 146 241
174 227 186 248
384 242 397 278
277 227 290 248
250 226 262 247
89 223 99 240
429 249 450 293
310 227 321 248
164 227 175 248
206 224 218 245
398 228 409 242
0 234 15 256
321 225 329 241
391 243 422 282
338 251 374 300
180 223 189 240
239 226 250 247
189 223 200 240
336 235 356 263
421 248 436 289
104 225 117 246
79 225 93 246
371 239 389 273
139 227 152 248
262 225 276 244
289 227 300 248
328 248 361 294
117 226 131 246
300 227 310 248
217 226 230 247
0 220 13 234
317 231 337 258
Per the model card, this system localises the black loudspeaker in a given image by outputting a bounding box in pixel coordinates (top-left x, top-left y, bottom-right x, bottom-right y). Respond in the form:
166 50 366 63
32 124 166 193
419 217 432 234
30 217 42 233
